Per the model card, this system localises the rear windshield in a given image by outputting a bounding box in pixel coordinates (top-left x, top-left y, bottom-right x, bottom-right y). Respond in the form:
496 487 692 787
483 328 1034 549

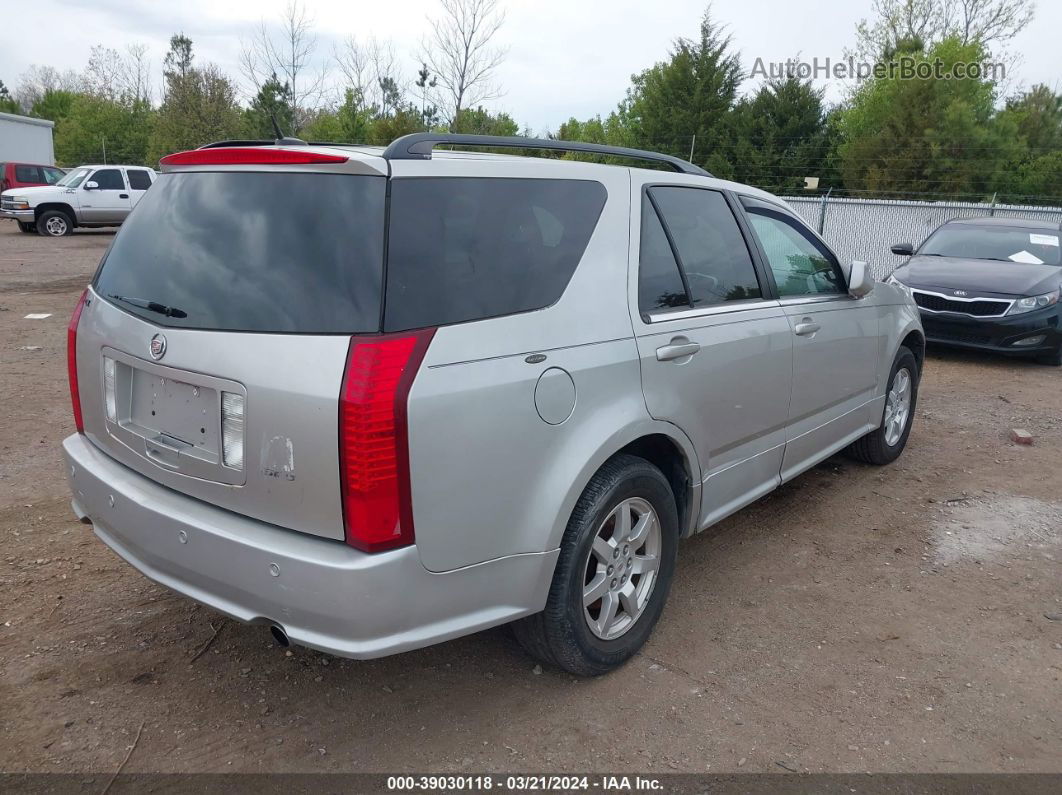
95 172 386 333
95 172 606 334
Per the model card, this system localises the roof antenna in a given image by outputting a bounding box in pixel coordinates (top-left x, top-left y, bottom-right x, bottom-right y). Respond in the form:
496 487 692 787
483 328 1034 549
268 113 308 147
270 113 286 142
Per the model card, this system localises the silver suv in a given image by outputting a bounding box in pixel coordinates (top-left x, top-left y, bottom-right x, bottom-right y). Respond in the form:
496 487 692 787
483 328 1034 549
63 134 923 675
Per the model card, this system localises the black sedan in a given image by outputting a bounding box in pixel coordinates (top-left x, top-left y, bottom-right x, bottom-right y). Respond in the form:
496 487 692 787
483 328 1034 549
888 217 1061 365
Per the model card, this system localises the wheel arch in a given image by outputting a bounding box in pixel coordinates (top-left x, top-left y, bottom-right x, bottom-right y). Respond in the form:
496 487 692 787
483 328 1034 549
546 421 702 552
900 328 925 372
34 203 77 226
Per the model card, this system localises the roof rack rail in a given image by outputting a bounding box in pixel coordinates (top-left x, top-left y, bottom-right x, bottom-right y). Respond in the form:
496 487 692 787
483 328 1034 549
381 133 713 177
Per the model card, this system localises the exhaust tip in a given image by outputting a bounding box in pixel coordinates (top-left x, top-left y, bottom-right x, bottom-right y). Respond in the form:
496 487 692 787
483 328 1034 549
269 624 290 648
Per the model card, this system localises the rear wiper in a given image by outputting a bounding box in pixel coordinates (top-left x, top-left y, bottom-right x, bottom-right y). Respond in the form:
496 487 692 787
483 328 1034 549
109 294 188 319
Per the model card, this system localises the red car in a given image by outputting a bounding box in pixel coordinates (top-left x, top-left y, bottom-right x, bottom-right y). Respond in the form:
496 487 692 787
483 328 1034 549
0 162 66 192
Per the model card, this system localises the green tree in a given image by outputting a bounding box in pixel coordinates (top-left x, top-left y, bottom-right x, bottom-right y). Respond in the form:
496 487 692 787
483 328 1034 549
729 73 832 193
0 80 19 113
301 89 374 142
30 89 76 123
621 9 742 175
366 105 430 145
1000 84 1062 153
244 73 295 138
147 36 244 162
994 85 1062 199
54 93 154 166
837 37 1020 198
450 106 518 136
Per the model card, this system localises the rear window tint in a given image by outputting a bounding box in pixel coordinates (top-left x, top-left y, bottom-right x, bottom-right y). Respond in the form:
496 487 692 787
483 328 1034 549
15 165 39 183
384 178 607 332
95 172 385 333
127 169 152 190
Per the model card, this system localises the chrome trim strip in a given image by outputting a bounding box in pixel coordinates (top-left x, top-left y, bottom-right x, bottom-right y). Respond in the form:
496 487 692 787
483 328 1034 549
911 288 1013 319
646 299 781 323
777 293 856 307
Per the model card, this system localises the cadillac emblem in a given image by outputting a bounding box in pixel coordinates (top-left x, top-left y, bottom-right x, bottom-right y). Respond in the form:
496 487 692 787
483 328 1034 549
149 333 167 360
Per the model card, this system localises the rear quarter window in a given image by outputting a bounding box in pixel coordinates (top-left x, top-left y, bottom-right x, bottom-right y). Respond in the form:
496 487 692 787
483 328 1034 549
384 178 607 332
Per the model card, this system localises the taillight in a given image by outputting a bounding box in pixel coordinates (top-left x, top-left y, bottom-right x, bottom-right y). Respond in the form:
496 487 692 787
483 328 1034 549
338 329 435 553
159 148 349 167
67 289 88 433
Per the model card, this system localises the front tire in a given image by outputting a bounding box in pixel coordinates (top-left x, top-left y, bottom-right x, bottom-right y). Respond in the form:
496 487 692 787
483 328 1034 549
846 346 919 465
513 454 679 676
1036 345 1062 366
37 210 73 237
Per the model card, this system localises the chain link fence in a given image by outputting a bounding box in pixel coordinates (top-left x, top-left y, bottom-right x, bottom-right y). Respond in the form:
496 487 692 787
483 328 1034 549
781 195 1062 280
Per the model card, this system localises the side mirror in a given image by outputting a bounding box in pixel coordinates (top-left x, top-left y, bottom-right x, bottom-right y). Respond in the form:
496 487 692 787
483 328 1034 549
84 181 99 190
890 242 914 256
848 260 873 298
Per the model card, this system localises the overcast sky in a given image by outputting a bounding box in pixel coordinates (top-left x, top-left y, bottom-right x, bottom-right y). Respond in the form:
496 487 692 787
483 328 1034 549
2 0 1059 132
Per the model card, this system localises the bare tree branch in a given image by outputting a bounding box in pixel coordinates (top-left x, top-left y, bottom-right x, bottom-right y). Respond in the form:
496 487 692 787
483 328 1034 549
121 44 153 105
421 0 507 127
333 35 405 114
240 0 328 129
852 0 1034 59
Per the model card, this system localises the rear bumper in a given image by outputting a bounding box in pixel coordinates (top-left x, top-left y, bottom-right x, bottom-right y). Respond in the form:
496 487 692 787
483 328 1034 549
63 433 558 659
920 305 1061 356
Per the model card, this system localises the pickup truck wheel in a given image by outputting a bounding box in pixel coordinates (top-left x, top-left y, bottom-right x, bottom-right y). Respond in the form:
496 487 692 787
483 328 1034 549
512 454 678 676
17 221 36 233
37 210 73 237
845 346 919 465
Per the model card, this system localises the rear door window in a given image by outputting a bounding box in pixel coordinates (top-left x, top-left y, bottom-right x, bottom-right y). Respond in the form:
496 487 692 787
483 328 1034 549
94 172 386 333
127 169 152 190
641 186 762 314
384 178 607 332
15 165 39 183
639 204 690 313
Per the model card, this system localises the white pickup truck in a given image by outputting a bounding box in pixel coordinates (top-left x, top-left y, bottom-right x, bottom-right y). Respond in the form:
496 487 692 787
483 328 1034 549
0 164 156 236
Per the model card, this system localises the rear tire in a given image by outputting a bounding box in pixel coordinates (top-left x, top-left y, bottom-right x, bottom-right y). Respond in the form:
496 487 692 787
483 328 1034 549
845 346 919 465
512 454 679 676
17 221 36 233
37 210 73 237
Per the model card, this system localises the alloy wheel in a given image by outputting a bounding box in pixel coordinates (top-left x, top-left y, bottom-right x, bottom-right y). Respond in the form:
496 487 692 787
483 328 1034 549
582 497 662 640
883 367 912 446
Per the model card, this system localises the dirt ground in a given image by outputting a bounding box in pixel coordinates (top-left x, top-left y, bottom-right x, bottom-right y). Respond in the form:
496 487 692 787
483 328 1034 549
0 222 1059 776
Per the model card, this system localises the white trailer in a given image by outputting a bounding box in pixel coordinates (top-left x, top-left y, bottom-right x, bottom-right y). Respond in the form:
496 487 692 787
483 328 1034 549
0 111 56 165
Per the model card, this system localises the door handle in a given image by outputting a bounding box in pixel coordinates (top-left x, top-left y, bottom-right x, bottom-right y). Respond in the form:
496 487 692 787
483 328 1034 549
793 318 821 336
656 339 701 361
119 193 129 199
